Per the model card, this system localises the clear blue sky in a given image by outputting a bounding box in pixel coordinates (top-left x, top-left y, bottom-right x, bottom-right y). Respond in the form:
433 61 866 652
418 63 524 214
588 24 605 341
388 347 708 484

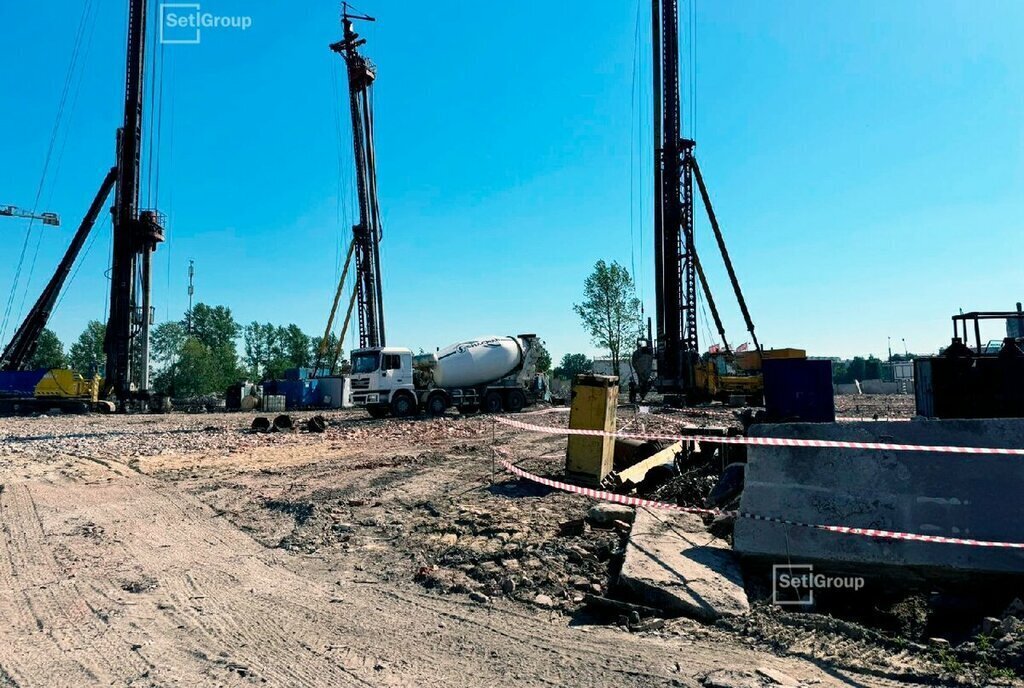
2 1 1022 363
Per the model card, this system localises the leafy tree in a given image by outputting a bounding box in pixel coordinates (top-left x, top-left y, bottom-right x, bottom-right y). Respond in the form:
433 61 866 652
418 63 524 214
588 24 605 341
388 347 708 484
149 304 242 396
243 321 314 379
282 324 312 369
573 260 641 378
553 353 593 380
174 338 215 397
310 333 340 369
189 303 239 350
27 329 66 370
68 321 106 376
535 341 552 374
243 321 270 378
832 355 885 384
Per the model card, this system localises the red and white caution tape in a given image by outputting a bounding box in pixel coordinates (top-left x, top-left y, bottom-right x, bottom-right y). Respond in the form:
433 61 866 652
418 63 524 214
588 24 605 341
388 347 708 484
500 460 1024 549
494 416 1024 457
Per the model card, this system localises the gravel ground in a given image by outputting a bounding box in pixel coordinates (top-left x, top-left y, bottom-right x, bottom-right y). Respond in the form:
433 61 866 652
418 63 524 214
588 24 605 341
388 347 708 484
0 404 1012 687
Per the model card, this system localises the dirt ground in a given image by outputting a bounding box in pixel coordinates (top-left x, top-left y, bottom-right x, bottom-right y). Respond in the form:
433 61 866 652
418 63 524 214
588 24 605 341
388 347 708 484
0 403 1012 687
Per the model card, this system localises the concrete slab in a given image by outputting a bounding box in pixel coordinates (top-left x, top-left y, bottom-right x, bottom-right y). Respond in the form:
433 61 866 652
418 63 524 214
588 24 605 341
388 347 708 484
619 507 750 620
734 419 1024 578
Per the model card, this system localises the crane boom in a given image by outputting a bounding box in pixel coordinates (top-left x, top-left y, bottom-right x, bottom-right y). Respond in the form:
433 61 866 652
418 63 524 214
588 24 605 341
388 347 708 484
1 169 117 371
1 206 60 226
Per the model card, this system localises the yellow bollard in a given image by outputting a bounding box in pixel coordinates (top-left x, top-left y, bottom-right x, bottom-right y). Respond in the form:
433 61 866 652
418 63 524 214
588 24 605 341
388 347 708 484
565 374 618 486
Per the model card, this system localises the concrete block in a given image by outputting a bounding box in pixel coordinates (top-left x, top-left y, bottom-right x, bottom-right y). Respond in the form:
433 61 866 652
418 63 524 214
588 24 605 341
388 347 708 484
619 507 749 620
734 419 1024 578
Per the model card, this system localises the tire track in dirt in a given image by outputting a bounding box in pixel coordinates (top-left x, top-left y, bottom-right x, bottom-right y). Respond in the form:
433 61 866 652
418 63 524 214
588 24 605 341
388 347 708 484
0 481 149 685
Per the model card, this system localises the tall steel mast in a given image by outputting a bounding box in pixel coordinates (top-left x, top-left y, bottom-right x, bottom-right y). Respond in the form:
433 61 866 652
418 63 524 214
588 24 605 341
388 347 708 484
652 0 698 394
105 0 164 405
329 5 386 350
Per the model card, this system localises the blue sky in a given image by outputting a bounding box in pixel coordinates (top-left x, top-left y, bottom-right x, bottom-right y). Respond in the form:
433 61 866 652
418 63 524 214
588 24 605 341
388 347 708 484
1 0 1022 363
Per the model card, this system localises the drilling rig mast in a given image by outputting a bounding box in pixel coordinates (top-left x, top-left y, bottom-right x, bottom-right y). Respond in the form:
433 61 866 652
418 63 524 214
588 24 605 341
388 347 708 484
105 0 164 404
644 0 761 401
651 0 698 394
315 5 387 374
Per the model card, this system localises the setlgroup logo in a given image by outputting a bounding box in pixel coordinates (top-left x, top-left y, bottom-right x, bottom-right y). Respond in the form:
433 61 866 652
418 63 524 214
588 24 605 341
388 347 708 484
159 3 253 45
772 564 865 606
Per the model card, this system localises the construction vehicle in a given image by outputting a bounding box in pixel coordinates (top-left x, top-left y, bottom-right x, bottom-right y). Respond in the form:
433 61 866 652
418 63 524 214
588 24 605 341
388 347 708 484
1 205 60 226
631 0 801 405
349 335 547 418
0 0 162 414
0 369 108 415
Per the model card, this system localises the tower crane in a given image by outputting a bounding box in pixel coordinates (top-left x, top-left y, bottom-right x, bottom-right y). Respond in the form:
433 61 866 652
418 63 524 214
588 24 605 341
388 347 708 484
0 205 60 226
314 4 387 375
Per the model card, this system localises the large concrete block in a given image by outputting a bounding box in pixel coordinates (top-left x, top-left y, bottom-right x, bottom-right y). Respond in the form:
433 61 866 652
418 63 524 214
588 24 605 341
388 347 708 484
734 419 1024 578
619 508 749 619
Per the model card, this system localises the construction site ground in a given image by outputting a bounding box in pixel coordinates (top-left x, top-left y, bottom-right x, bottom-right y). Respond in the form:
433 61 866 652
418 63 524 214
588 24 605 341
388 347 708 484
0 399 1013 687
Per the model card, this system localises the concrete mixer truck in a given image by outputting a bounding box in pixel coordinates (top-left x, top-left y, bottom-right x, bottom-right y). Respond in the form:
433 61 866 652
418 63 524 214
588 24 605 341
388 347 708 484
348 334 547 418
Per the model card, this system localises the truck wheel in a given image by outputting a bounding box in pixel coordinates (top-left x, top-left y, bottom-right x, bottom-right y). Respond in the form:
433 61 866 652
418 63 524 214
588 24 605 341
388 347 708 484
482 391 503 414
503 389 526 413
367 405 390 419
390 393 416 419
426 394 447 417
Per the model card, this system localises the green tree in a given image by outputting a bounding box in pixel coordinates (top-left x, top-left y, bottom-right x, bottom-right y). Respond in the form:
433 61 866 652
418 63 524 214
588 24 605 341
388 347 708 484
149 304 242 396
310 332 340 369
553 353 593 380
243 322 314 379
174 338 215 397
535 341 552 374
189 303 239 350
243 321 269 378
282 324 311 369
149 322 187 394
27 329 66 370
68 321 106 376
573 260 641 378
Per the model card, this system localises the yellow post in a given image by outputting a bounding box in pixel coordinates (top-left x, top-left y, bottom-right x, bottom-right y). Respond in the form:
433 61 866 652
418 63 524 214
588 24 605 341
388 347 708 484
565 374 618 486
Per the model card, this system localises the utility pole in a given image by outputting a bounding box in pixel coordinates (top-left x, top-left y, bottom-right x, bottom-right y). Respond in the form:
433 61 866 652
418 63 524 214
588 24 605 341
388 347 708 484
329 3 386 350
104 0 164 406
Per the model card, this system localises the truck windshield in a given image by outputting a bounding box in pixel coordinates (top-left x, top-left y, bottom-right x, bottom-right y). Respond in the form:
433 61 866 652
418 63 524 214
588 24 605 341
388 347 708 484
351 352 380 374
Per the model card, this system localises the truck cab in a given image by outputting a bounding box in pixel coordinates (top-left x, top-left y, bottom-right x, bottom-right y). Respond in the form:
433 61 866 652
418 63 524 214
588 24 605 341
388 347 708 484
348 347 417 418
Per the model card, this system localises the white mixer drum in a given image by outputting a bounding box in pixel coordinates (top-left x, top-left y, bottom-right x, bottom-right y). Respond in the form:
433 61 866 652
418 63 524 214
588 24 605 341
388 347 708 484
432 336 523 388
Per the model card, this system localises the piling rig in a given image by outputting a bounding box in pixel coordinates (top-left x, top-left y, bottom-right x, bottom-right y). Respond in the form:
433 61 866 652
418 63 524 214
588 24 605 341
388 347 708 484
315 5 387 375
0 0 162 412
634 0 761 403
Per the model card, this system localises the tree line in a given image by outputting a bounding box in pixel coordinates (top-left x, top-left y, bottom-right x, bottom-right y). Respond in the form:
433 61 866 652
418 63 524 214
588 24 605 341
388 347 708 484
25 304 344 398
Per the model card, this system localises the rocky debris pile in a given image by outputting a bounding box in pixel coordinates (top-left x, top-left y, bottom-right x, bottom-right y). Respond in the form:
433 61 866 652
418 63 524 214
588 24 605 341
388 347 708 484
329 416 489 446
834 393 914 419
413 500 628 609
955 598 1024 677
